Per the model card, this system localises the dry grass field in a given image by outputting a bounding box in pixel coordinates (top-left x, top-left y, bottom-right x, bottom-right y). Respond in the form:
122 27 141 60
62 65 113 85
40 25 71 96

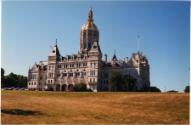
1 91 189 124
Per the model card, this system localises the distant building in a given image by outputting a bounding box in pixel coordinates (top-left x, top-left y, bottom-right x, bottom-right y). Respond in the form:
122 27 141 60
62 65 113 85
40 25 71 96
28 9 150 92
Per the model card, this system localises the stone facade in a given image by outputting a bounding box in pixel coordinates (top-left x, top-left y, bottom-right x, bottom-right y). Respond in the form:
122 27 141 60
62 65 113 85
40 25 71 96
28 8 150 92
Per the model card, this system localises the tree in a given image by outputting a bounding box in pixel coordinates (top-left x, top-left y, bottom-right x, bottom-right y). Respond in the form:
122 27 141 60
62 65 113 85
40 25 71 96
1 68 4 78
123 75 137 91
108 72 138 92
108 71 124 91
5 72 18 87
167 90 178 93
184 86 189 93
149 86 161 92
2 71 27 88
1 68 5 87
73 83 91 92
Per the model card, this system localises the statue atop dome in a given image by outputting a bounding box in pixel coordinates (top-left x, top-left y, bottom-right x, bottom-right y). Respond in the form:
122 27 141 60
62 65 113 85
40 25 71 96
88 8 93 22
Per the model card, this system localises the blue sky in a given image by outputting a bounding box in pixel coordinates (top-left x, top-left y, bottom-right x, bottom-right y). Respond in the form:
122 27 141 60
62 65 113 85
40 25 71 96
2 1 189 92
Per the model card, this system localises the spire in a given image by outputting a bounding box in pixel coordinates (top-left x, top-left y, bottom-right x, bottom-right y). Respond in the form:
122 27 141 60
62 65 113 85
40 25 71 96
55 38 57 46
88 8 93 22
49 39 60 57
137 35 140 52
112 49 117 61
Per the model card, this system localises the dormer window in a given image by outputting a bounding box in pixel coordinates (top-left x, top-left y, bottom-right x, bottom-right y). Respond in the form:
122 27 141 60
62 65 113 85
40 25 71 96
93 45 97 49
52 50 55 53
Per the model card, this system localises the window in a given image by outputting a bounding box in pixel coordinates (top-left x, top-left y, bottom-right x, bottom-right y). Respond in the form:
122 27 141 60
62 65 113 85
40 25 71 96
64 64 67 68
69 73 73 77
70 64 74 68
58 65 61 68
82 72 86 76
83 63 87 67
83 31 86 36
90 70 95 76
57 73 60 77
49 73 53 78
76 72 80 77
32 75 36 79
94 32 97 37
63 73 67 77
89 31 92 36
104 73 108 78
76 63 81 68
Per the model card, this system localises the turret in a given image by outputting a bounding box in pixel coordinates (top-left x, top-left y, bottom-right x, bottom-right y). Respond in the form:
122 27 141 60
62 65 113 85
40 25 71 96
48 39 61 62
112 50 118 65
139 56 150 88
104 54 107 63
47 39 60 88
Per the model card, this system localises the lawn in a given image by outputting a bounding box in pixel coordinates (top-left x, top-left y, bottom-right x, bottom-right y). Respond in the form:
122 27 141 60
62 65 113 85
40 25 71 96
1 91 189 124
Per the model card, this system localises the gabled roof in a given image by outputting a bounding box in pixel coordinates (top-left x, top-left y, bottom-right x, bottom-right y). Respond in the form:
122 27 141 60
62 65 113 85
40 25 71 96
89 41 101 53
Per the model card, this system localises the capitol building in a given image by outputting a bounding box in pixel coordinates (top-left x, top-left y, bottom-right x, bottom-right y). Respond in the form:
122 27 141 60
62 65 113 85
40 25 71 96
28 9 150 92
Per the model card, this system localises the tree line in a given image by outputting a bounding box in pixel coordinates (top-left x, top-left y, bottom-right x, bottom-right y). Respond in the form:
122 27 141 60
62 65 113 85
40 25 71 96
108 71 190 92
1 68 27 88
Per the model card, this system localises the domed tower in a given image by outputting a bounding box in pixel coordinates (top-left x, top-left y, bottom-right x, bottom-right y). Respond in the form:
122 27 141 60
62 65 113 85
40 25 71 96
80 8 99 53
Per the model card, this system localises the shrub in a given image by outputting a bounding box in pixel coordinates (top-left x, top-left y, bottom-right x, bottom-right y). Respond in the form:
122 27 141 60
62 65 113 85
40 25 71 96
108 71 137 92
149 86 161 92
73 83 90 92
167 90 178 93
184 86 189 93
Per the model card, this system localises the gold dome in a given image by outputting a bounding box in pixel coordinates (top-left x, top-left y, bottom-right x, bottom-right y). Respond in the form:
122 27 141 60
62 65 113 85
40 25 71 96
81 8 99 31
81 22 98 31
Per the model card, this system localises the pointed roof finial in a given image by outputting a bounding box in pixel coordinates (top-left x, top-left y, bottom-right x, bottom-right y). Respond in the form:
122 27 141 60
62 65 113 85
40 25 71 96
55 38 57 46
112 49 117 60
88 7 93 22
114 49 116 55
137 34 140 52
